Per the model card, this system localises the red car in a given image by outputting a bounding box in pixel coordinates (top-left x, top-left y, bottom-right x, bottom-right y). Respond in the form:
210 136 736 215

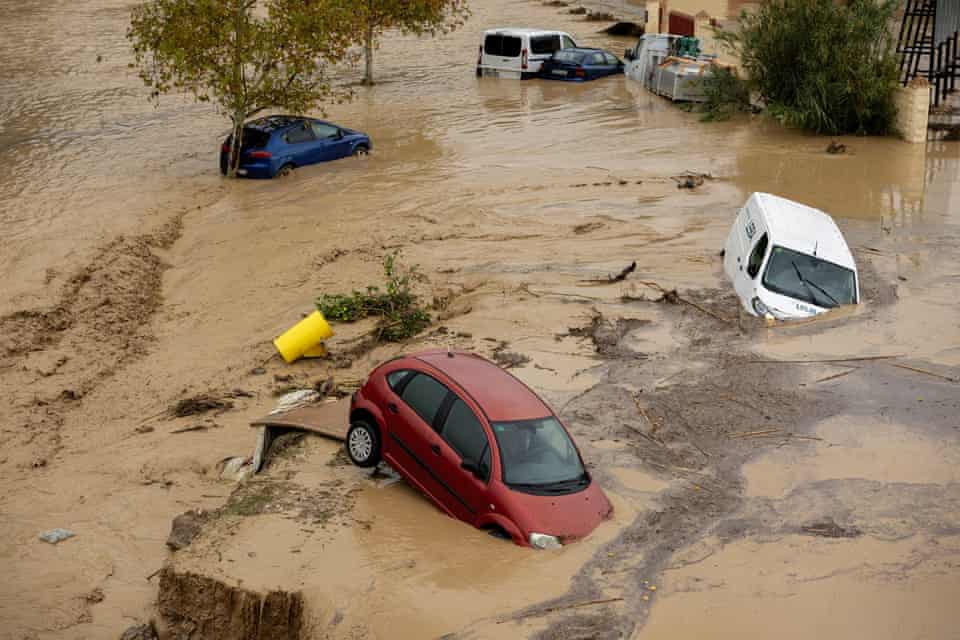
347 350 613 548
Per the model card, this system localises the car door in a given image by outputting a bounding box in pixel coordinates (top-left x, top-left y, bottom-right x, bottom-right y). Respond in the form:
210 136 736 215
386 371 460 516
282 120 316 166
432 395 494 523
603 52 623 76
587 51 608 79
310 121 349 161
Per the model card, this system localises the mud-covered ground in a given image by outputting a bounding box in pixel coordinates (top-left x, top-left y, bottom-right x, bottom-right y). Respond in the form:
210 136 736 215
2 0 960 638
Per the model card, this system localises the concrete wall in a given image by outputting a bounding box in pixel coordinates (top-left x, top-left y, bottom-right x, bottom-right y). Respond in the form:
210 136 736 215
894 78 931 144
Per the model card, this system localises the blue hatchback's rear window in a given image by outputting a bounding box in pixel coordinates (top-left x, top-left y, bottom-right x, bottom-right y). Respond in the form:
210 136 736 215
553 50 585 64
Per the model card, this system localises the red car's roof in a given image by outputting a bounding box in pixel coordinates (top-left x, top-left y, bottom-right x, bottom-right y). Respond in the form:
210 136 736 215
409 350 552 422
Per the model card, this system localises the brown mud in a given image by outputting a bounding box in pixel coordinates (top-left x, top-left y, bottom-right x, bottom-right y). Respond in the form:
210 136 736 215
2 0 960 638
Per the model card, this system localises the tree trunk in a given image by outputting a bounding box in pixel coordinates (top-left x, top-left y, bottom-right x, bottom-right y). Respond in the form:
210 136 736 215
229 117 244 178
363 23 375 85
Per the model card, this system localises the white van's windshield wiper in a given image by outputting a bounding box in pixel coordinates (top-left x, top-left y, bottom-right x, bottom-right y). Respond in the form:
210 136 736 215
792 261 840 307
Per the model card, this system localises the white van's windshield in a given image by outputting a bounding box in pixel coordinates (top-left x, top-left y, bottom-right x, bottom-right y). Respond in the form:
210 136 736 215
762 246 856 308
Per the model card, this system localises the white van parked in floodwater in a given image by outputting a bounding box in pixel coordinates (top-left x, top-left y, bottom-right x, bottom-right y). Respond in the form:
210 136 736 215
477 29 579 79
723 193 860 320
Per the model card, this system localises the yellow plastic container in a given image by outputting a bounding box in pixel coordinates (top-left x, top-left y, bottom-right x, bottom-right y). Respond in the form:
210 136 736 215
273 310 334 363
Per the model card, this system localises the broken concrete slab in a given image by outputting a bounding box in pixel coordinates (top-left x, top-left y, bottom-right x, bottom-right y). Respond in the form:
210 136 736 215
246 398 351 474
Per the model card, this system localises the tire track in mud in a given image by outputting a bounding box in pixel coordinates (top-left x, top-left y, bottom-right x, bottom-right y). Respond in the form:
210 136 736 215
0 207 195 468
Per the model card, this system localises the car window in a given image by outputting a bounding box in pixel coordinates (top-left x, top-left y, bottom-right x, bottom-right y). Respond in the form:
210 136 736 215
561 35 577 49
386 369 415 393
284 122 314 144
484 34 502 57
310 122 340 139
747 233 769 278
530 35 560 55
591 52 606 65
232 128 270 151
492 417 584 486
441 398 489 470
604 52 619 65
554 50 584 64
501 36 521 57
400 373 450 428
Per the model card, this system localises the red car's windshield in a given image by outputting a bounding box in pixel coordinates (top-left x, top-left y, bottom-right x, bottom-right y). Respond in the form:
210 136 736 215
491 417 587 491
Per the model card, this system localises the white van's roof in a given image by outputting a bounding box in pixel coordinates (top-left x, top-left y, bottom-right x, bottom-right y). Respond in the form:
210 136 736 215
482 28 571 36
748 193 856 270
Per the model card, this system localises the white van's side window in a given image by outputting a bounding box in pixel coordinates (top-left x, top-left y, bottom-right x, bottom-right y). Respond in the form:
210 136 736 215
484 34 521 57
501 36 521 57
531 35 561 55
484 34 502 56
562 35 577 49
746 233 768 278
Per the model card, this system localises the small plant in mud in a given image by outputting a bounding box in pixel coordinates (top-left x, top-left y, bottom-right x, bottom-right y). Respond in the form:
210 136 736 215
317 252 431 342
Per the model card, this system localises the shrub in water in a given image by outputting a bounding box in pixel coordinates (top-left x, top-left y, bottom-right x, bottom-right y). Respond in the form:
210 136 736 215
719 0 900 135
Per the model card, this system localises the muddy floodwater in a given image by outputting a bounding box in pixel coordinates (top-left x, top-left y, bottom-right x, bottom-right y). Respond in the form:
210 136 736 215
2 0 960 638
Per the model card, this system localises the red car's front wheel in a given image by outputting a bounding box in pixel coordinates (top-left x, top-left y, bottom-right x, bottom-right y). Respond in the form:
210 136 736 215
346 420 381 467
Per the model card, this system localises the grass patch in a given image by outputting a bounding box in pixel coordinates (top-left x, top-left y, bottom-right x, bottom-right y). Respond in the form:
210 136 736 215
317 252 431 342
222 483 276 516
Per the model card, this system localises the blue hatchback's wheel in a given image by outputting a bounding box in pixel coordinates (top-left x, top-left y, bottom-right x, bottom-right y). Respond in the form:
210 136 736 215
353 145 369 157
276 163 294 177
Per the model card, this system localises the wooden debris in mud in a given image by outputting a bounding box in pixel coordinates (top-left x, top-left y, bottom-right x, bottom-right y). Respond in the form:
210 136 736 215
572 221 605 235
632 280 732 324
746 354 903 364
168 389 252 418
801 517 861 538
491 341 531 369
813 368 858 384
579 261 637 285
671 171 713 189
826 140 847 154
886 362 958 383
728 428 823 446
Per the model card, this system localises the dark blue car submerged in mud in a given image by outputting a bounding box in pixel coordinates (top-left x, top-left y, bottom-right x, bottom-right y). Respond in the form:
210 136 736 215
220 115 371 178
539 47 624 82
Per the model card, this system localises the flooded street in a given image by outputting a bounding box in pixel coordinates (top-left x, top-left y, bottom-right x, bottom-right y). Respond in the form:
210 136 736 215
1 0 959 638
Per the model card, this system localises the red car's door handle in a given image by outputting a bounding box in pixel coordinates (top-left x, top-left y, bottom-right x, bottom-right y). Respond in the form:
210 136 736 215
430 443 441 455
387 402 398 414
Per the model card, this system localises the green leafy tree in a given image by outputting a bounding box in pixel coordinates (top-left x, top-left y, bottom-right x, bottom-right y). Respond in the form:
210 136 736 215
718 0 900 135
128 0 357 176
346 0 470 85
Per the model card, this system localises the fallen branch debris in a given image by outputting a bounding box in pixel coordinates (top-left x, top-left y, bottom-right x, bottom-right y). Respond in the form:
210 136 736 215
886 362 958 383
633 280 732 324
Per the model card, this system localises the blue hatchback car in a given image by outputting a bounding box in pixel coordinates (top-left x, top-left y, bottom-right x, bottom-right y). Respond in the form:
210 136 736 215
539 48 624 81
220 115 372 178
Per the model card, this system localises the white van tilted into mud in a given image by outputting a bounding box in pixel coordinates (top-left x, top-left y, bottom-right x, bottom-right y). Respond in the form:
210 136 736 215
723 193 859 320
477 29 578 79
